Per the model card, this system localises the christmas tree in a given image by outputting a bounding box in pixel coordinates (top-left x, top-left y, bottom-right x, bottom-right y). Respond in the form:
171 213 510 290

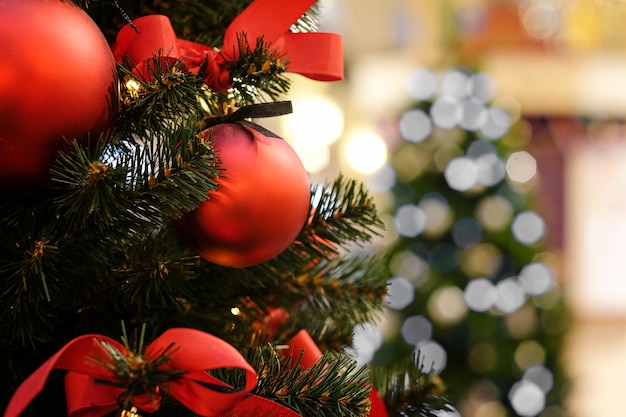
0 1 453 416
362 67 570 417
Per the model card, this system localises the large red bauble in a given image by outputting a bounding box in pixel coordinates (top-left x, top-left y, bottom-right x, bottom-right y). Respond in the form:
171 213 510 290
0 0 117 192
175 123 311 268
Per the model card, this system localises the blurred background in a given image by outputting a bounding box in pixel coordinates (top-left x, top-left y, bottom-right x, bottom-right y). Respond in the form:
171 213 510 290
264 1 626 416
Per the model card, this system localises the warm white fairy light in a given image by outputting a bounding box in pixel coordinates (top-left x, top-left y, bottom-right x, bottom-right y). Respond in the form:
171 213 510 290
125 79 141 92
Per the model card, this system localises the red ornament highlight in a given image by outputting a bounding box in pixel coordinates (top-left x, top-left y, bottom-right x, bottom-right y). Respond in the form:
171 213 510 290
0 0 117 192
175 123 311 268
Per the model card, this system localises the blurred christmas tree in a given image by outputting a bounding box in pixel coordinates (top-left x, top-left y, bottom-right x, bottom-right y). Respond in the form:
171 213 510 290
361 68 571 417
0 1 454 416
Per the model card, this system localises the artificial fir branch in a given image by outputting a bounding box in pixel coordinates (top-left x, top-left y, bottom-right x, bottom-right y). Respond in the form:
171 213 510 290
225 346 372 417
227 35 291 105
49 139 137 233
303 175 385 257
116 61 207 135
281 256 388 350
369 355 454 417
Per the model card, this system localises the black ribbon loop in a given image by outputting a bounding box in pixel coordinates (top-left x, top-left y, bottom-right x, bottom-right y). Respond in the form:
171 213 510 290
202 101 293 139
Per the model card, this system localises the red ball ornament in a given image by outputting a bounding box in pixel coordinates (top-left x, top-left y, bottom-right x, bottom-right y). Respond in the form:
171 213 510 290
175 123 311 268
0 0 117 192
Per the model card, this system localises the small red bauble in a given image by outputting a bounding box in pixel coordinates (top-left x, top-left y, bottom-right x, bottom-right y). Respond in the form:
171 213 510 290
175 123 311 268
0 0 117 192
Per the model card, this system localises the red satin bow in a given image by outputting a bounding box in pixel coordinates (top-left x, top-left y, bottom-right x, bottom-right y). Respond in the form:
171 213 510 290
111 0 343 91
4 328 265 417
4 328 386 417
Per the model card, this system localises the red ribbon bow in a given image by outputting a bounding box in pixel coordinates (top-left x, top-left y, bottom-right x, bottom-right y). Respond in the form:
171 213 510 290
4 328 265 417
111 0 343 91
5 328 387 417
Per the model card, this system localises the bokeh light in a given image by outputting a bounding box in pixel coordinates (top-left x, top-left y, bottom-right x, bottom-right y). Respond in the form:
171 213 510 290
506 151 537 183
348 322 384 366
494 277 527 314
511 210 546 245
523 365 554 394
345 130 388 174
515 340 546 370
444 157 479 191
427 286 468 325
440 69 471 98
509 380 546 417
470 72 497 103
476 153 506 186
399 108 432 143
475 196 514 230
505 304 539 339
407 67 438 100
386 276 415 310
290 142 330 173
460 99 488 131
459 243 501 277
475 401 508 417
521 2 560 40
285 95 344 146
394 204 427 238
401 314 433 345
415 340 447 373
519 262 554 296
431 96 463 129
464 278 497 312
389 249 429 285
419 193 453 237
364 164 397 193
479 107 512 140
452 218 483 248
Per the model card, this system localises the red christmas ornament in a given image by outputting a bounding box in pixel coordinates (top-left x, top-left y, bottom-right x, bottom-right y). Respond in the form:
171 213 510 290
0 0 117 193
175 123 311 268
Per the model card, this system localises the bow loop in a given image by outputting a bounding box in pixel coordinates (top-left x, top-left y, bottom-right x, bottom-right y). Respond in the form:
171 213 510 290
111 0 343 91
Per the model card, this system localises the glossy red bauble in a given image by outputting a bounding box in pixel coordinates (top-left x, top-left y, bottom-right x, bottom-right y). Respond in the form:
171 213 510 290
0 0 117 192
175 123 311 268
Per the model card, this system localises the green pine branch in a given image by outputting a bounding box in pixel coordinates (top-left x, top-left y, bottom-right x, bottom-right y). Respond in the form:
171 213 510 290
304 175 385 255
282 256 388 350
116 60 208 135
226 34 292 105
369 355 454 417
236 346 372 417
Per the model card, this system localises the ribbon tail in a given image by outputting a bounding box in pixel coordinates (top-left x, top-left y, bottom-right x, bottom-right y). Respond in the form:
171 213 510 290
65 372 122 417
145 328 258 417
4 335 122 417
113 15 181 64
223 0 316 52
368 387 389 417
275 33 344 81
285 329 323 369
225 395 302 417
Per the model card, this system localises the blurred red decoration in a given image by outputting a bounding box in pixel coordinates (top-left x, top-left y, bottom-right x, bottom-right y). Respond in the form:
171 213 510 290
0 0 117 193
